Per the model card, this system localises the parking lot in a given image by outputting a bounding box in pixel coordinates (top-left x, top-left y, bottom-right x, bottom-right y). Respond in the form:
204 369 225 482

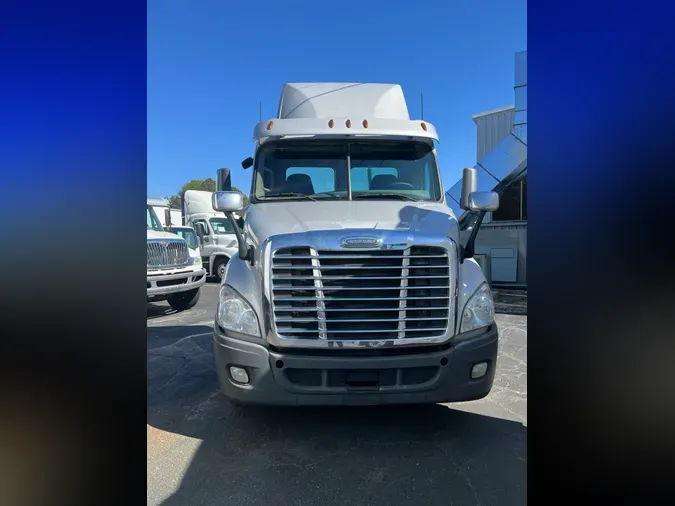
148 281 527 505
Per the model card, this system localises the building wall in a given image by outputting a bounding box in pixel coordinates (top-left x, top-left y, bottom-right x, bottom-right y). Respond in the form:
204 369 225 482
475 222 527 285
447 51 528 286
473 107 514 163
474 52 527 286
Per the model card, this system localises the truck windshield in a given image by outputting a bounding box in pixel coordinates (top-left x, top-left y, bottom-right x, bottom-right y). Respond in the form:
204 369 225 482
172 228 199 249
146 205 164 231
209 218 235 234
251 139 442 202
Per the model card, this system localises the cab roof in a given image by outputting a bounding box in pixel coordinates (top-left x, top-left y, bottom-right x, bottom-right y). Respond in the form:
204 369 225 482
254 82 438 144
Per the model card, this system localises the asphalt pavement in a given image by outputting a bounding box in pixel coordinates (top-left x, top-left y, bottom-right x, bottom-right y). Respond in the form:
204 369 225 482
147 280 527 506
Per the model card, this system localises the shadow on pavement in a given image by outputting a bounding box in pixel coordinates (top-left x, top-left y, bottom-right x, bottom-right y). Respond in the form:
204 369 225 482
148 327 527 506
146 303 178 320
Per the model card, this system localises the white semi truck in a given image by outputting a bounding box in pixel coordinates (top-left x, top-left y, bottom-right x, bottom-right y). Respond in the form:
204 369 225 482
148 197 182 230
146 200 206 311
210 82 500 406
182 190 239 282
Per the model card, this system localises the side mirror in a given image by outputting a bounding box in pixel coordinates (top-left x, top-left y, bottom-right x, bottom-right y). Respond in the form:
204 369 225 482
468 191 499 212
460 167 478 210
217 168 232 191
212 191 244 213
195 223 206 239
458 168 500 263
212 191 253 265
241 157 253 170
164 208 172 227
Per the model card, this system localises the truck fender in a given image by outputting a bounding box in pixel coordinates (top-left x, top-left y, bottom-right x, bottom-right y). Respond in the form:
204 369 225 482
456 258 490 334
221 254 265 333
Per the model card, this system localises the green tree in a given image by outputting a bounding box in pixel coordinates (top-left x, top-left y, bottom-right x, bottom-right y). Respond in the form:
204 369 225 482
166 195 181 209
166 178 248 209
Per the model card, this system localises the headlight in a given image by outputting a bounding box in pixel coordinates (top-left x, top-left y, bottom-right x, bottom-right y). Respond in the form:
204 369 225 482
460 283 495 333
216 285 261 337
189 255 199 265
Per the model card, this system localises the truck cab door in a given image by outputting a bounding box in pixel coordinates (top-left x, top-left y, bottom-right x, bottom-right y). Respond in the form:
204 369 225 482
194 220 215 273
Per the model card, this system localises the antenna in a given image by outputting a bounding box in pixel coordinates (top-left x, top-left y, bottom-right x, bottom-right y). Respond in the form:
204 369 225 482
421 92 424 120
259 101 262 122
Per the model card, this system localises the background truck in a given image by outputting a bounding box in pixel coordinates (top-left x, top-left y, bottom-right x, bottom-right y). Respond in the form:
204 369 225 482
210 82 500 407
148 196 182 230
182 190 239 282
146 199 206 311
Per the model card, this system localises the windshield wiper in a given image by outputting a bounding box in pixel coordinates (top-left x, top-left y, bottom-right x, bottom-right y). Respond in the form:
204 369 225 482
260 192 318 201
352 193 420 202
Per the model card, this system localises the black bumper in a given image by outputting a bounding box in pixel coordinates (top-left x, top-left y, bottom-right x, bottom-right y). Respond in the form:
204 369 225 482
212 324 498 406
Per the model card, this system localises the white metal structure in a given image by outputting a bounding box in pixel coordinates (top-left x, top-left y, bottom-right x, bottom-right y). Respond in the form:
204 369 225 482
446 51 528 220
447 51 528 286
472 106 515 163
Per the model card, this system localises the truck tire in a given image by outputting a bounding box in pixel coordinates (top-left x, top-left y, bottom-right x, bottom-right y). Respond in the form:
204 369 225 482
166 288 200 311
214 257 229 282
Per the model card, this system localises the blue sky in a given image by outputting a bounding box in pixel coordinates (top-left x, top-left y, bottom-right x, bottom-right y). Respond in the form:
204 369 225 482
147 0 526 199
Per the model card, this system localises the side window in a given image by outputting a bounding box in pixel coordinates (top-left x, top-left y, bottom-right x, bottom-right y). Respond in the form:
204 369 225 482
491 179 526 222
285 167 336 194
350 166 399 191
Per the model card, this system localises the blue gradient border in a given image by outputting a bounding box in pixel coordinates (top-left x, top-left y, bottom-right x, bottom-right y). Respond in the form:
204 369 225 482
528 0 675 501
1 1 147 504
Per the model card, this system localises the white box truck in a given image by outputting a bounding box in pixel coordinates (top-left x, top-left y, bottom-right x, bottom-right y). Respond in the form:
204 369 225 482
210 82 499 406
182 190 239 282
147 199 206 310
148 196 182 230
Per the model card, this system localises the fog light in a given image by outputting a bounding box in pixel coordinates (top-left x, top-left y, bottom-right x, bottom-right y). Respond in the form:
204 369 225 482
471 362 488 379
229 366 249 384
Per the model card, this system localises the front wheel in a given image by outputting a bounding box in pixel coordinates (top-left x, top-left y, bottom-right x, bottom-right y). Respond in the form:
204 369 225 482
213 257 229 282
166 288 200 311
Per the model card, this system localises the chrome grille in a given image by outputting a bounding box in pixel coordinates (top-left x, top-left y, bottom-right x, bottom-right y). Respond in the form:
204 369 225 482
271 246 451 340
147 239 189 269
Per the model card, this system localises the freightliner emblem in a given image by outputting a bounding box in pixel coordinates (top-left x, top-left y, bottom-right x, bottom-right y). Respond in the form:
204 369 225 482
340 237 383 249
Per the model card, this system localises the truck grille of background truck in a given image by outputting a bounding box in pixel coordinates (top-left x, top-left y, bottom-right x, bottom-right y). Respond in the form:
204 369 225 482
271 246 450 340
147 239 190 270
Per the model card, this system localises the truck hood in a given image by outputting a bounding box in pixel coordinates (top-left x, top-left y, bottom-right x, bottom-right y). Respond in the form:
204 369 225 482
147 229 183 241
147 229 200 256
246 201 459 245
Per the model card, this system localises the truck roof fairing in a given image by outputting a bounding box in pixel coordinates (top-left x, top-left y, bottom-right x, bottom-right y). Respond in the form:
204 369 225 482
277 83 411 121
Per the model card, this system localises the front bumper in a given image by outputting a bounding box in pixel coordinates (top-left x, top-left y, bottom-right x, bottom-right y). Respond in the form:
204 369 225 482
147 267 206 298
213 324 498 406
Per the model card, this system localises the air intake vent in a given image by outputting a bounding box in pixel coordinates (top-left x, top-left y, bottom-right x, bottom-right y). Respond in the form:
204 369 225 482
271 246 451 340
147 239 189 269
